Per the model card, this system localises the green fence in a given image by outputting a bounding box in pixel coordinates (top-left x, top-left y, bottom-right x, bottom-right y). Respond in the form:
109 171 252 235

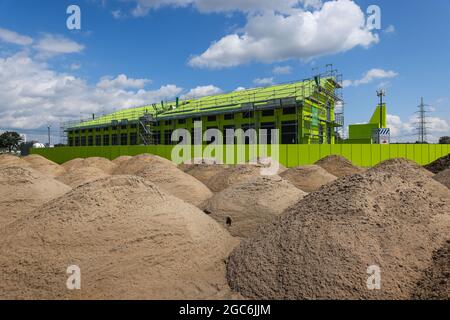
31 144 450 167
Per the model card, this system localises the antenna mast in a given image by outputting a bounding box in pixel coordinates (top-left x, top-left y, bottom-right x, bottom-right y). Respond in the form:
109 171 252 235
416 97 430 144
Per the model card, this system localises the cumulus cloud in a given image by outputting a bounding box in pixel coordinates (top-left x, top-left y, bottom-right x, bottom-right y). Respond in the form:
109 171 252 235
188 0 378 69
253 77 274 86
33 34 85 58
343 68 398 87
387 114 450 143
181 85 222 99
273 66 292 75
97 74 152 90
0 53 183 130
0 27 33 46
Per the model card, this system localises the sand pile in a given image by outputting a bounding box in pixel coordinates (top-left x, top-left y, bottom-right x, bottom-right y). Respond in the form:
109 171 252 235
56 167 110 188
227 158 450 299
279 165 337 192
201 176 306 238
112 156 132 166
23 154 66 177
0 154 29 167
425 154 450 174
434 169 450 189
412 240 450 300
62 157 117 174
0 176 238 300
114 154 213 206
0 166 71 228
183 164 230 191
316 155 365 178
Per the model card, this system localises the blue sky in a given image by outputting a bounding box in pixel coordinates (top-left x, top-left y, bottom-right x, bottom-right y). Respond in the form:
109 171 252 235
0 0 449 143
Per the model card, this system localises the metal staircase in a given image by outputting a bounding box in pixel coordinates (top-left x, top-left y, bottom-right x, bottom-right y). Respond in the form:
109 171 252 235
139 113 158 145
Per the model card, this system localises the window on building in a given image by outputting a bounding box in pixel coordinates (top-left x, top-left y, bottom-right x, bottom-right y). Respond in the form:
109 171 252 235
281 121 297 144
318 125 324 144
327 126 332 144
81 136 87 146
130 124 138 129
207 115 217 122
103 127 109 132
241 124 256 145
130 133 138 145
75 130 80 134
96 128 101 132
103 135 110 146
68 130 73 135
88 136 94 146
95 135 101 146
81 129 86 133
223 125 235 144
121 125 127 130
68 137 73 146
164 130 173 145
75 137 80 146
224 113 234 120
260 122 276 144
262 109 275 117
178 119 186 124
242 111 253 119
192 116 201 122
282 107 296 115
112 134 118 146
152 132 161 145
88 128 93 133
165 120 172 126
112 126 118 131
120 133 128 145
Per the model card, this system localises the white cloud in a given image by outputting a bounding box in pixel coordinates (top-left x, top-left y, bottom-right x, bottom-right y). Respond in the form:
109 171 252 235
234 87 246 92
0 53 183 130
97 74 151 90
0 27 33 46
253 77 274 86
273 66 292 75
189 0 378 69
33 34 85 58
70 63 81 71
384 25 396 34
387 114 450 143
181 85 222 99
343 68 398 87
112 9 124 19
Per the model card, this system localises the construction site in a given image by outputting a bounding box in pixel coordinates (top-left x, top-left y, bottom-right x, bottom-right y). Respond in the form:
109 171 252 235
0 68 449 301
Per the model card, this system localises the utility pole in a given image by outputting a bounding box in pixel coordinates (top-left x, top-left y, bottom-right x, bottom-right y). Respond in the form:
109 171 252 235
416 97 429 144
376 89 386 128
47 125 51 147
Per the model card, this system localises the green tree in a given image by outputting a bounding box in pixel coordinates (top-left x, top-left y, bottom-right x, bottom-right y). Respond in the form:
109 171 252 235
0 131 23 153
439 136 450 144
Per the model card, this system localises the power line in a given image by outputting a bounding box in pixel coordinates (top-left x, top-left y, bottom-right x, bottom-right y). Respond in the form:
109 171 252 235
415 97 431 144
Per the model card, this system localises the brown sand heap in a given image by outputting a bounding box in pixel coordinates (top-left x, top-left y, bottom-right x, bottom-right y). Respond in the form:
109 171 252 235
201 175 306 238
226 158 450 300
279 165 337 193
0 176 238 300
0 154 29 167
183 164 230 191
374 157 435 178
412 239 450 300
424 154 450 174
62 157 117 174
114 154 213 206
434 169 450 189
0 166 71 228
23 154 66 177
112 155 132 166
56 166 110 188
315 155 365 178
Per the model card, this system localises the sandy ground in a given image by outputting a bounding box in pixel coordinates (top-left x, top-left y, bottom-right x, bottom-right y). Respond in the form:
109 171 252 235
279 165 337 192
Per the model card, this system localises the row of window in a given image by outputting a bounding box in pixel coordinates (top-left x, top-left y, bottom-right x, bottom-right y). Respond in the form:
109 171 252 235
69 133 138 147
69 124 138 135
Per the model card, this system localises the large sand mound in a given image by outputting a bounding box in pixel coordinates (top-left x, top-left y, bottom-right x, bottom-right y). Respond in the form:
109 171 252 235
23 154 66 177
412 240 450 300
279 165 337 192
56 166 110 188
0 154 29 167
0 166 71 228
227 158 450 299
315 155 365 178
62 157 117 174
425 154 450 174
112 156 132 166
201 176 306 238
0 176 238 300
433 169 450 189
183 164 230 191
114 154 213 206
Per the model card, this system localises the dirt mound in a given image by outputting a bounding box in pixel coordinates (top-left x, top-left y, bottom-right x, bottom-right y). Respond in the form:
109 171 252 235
183 164 230 191
0 166 71 228
370 158 435 178
112 156 132 166
0 176 238 300
114 154 213 206
227 159 450 299
0 154 29 167
412 240 450 300
23 154 66 177
201 176 306 238
279 165 337 192
316 155 364 178
434 169 450 189
424 154 450 174
62 157 117 174
56 167 110 188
